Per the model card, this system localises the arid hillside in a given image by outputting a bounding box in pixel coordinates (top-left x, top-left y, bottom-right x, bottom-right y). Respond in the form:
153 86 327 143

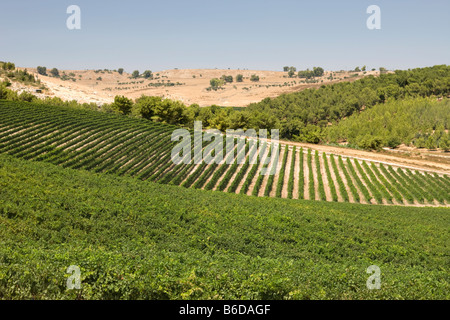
14 67 379 106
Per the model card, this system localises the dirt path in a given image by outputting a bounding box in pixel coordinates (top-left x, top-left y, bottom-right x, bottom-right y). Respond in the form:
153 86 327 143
269 145 285 197
292 148 300 199
281 146 293 198
318 152 332 202
310 152 318 201
303 149 310 200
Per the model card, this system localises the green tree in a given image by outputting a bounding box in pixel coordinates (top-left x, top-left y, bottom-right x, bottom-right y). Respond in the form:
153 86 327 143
2 62 15 70
438 133 450 151
283 66 289 72
250 74 259 82
118 68 124 75
37 66 47 76
313 67 324 77
362 65 366 72
132 95 161 119
50 68 59 77
142 70 153 79
236 74 243 82
210 78 224 90
288 70 295 78
111 95 133 115
221 75 233 83
426 135 437 150
131 70 140 79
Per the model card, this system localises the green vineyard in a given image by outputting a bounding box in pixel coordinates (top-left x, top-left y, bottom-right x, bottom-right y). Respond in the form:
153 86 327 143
0 100 449 206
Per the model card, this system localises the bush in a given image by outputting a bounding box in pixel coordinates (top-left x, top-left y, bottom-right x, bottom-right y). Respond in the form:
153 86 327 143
18 91 36 102
386 136 401 148
250 74 259 82
357 135 383 150
210 78 224 90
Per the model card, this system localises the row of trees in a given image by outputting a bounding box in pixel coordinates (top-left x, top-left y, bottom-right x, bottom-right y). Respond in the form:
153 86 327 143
1 62 15 70
209 74 259 90
297 67 324 79
283 66 324 78
131 70 153 79
36 66 60 77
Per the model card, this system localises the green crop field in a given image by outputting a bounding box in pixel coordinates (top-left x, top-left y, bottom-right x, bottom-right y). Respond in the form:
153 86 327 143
0 153 449 299
0 100 448 207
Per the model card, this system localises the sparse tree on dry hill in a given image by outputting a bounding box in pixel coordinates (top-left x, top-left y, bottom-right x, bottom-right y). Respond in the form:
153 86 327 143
50 68 59 77
131 70 139 79
118 68 124 75
210 78 224 90
143 70 153 79
37 66 47 76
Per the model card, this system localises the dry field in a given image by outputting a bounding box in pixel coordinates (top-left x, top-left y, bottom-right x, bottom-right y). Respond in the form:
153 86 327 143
18 67 378 106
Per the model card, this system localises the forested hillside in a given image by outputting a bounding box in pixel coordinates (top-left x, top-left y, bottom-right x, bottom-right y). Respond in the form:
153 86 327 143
326 98 450 150
243 65 450 143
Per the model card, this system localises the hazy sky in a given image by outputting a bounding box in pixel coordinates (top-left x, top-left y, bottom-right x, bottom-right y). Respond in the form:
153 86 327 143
1 0 449 72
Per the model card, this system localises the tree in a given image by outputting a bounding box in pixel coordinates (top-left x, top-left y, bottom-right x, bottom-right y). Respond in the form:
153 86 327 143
426 135 437 150
250 74 259 82
142 70 153 79
236 74 243 82
210 78 224 90
131 70 140 79
288 70 295 78
221 75 233 83
118 68 124 75
362 65 366 72
2 62 15 70
439 134 450 151
283 66 289 72
354 66 361 72
50 68 59 77
379 67 387 74
37 66 47 76
111 95 133 115
313 67 324 77
132 95 161 120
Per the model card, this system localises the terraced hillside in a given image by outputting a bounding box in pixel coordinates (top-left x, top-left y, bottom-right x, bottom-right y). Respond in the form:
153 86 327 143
1 100 449 207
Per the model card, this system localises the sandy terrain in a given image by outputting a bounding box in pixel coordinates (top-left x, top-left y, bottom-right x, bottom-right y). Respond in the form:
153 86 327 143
15 67 377 107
